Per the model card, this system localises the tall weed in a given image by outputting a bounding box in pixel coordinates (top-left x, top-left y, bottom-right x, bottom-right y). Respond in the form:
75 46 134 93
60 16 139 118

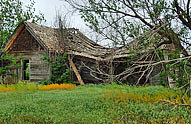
0 81 76 92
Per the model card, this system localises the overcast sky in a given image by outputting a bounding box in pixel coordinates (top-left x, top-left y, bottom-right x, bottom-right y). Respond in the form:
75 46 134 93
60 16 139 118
21 0 87 29
20 0 110 46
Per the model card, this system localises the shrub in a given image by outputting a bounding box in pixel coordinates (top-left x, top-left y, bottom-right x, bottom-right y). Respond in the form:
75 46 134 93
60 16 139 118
38 80 52 85
42 53 73 84
0 53 21 84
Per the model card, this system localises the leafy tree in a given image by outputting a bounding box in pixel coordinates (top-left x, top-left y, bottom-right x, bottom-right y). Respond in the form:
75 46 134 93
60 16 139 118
0 0 45 47
65 0 190 53
65 0 191 91
0 0 45 84
0 53 21 84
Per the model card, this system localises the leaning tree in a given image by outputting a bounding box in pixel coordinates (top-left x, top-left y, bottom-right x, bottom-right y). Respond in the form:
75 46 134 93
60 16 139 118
63 0 190 52
63 0 191 92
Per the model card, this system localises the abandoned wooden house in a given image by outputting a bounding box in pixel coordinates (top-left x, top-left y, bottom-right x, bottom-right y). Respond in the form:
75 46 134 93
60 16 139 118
3 21 121 84
3 21 175 84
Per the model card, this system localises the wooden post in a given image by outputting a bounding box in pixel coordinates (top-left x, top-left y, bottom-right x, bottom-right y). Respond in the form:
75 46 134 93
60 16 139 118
68 55 84 85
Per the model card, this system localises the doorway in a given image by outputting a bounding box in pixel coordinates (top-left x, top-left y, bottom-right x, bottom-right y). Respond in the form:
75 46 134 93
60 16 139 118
22 59 29 80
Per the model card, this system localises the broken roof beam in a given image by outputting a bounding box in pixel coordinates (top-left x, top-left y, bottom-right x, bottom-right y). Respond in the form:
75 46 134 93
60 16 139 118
68 55 84 85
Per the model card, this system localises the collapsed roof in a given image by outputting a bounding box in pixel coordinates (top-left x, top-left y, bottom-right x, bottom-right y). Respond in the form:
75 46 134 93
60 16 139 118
24 22 113 60
5 21 174 61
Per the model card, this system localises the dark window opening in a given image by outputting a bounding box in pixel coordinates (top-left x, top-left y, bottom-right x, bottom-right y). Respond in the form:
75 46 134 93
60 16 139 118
23 60 29 80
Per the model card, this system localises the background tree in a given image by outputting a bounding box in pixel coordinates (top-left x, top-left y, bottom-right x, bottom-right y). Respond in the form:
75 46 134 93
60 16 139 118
0 0 45 47
64 0 191 92
0 53 21 84
64 0 190 52
0 0 45 84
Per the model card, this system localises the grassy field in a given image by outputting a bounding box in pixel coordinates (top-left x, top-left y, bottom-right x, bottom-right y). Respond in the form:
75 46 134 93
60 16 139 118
0 84 191 124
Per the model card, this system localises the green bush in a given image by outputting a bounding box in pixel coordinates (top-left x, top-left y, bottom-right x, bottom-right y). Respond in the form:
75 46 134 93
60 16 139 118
0 53 21 84
42 53 73 84
38 80 52 85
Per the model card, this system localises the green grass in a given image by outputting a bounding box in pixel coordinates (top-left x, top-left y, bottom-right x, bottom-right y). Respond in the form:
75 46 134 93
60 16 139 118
0 84 190 123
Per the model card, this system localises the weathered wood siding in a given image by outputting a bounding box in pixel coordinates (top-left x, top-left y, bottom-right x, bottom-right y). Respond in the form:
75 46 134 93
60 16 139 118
7 26 50 82
30 52 50 82
8 51 50 82
9 28 44 52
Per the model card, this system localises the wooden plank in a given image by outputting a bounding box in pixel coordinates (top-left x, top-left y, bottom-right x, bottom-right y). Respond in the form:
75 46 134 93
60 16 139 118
68 55 84 85
30 76 49 80
30 69 49 73
30 65 49 69
30 73 49 76
28 54 50 81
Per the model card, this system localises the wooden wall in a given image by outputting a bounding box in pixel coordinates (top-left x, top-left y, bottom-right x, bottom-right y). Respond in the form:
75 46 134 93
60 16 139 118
8 28 44 52
16 51 50 82
7 27 50 82
8 51 50 82
29 52 50 82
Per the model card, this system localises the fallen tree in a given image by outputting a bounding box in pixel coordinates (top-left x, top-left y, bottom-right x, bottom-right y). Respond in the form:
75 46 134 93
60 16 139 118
62 0 191 92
